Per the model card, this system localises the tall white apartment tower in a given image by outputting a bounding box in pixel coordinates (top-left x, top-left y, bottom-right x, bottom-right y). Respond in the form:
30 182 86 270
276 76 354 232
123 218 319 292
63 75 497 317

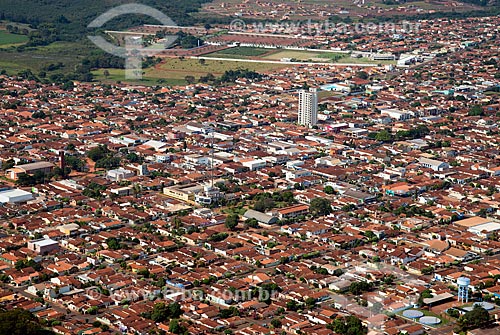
298 88 318 127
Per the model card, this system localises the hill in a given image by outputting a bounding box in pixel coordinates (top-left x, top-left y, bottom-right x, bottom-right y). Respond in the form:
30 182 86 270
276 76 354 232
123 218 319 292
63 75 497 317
0 0 215 42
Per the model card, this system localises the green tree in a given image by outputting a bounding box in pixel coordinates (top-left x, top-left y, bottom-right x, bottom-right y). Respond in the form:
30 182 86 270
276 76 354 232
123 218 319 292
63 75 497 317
106 237 121 250
310 197 332 216
468 105 484 116
169 302 183 319
457 305 490 331
169 319 187 334
375 129 392 142
324 185 335 194
349 281 372 295
151 302 169 322
327 315 367 335
305 297 316 308
0 308 53 335
1 159 15 171
270 318 282 328
225 214 239 230
87 145 110 162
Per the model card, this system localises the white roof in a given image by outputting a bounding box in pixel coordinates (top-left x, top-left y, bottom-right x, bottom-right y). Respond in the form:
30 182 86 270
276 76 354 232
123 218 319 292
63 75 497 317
144 140 167 150
469 222 500 233
31 238 58 247
0 189 33 203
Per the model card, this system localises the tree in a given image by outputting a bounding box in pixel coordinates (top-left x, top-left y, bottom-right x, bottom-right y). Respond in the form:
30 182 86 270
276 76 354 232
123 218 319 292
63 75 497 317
375 129 392 142
270 318 282 328
356 71 368 79
305 297 316 308
324 185 335 194
286 300 302 311
106 237 121 250
169 319 187 334
349 281 372 295
417 289 433 306
169 302 183 319
151 302 169 322
0 308 53 335
103 69 110 79
184 75 195 84
225 214 239 230
468 104 484 116
457 305 490 331
87 145 109 162
1 159 14 171
219 306 239 318
310 197 332 216
245 218 259 228
421 266 434 275
327 315 367 335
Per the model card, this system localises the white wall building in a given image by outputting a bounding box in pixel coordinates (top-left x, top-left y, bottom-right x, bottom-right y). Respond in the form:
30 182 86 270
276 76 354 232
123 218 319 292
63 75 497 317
298 88 318 127
0 189 33 203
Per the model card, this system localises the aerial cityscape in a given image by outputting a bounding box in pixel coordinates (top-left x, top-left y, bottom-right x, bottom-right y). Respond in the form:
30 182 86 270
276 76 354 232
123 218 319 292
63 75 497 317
0 1 500 335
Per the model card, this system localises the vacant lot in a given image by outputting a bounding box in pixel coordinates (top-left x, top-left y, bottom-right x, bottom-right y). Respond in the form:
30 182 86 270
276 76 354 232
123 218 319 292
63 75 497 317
93 57 289 86
0 41 84 74
205 46 274 59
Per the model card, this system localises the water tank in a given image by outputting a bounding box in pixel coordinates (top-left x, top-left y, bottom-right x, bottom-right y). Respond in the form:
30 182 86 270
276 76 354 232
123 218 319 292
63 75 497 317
457 277 470 286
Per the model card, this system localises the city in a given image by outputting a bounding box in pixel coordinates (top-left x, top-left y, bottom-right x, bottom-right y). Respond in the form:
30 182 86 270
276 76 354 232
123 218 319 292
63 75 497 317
0 1 500 335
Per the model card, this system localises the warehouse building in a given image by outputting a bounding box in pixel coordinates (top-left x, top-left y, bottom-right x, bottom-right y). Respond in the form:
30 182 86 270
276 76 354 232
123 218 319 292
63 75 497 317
0 189 33 204
6 161 54 180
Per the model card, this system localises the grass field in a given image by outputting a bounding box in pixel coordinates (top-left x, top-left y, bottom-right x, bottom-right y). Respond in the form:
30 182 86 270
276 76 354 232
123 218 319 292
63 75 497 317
204 47 272 59
0 41 85 74
216 47 270 56
336 57 396 65
205 47 380 64
0 30 28 48
263 50 323 61
93 57 289 86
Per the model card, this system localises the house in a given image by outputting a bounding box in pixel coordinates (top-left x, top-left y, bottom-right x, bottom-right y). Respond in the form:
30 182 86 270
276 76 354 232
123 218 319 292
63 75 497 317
276 204 309 220
28 238 59 255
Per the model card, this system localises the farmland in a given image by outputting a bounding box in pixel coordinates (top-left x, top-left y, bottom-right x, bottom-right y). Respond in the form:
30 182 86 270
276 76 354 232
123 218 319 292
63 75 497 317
0 30 28 48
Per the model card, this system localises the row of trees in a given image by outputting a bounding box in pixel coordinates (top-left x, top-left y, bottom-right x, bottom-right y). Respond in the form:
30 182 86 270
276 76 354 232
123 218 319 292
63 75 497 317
369 125 430 142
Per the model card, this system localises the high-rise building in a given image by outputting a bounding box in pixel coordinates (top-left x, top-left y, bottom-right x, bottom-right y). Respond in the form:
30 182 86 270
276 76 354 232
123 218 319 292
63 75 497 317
298 88 318 127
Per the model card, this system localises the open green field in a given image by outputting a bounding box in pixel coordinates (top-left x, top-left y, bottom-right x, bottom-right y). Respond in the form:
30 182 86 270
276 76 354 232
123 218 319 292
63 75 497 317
263 50 324 61
0 30 28 48
215 46 270 57
336 57 396 65
0 41 85 74
203 46 273 59
205 47 351 63
93 57 289 86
